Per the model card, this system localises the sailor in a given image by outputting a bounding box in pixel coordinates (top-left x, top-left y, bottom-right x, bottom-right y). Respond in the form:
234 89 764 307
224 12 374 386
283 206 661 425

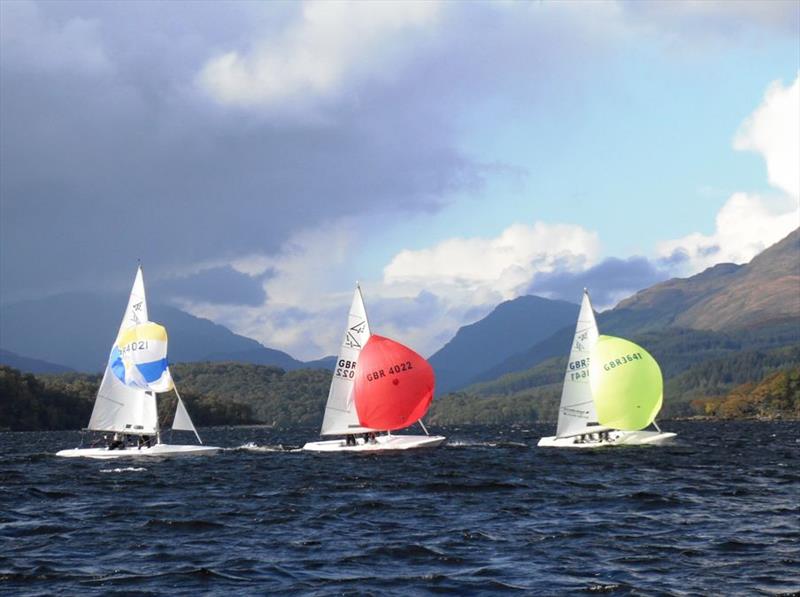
109 433 124 450
367 432 377 444
345 434 356 447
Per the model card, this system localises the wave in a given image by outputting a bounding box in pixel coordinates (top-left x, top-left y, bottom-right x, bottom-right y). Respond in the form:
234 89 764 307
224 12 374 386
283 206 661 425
446 440 528 448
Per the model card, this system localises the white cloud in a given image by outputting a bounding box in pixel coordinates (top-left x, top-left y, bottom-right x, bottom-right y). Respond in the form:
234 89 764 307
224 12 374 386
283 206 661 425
197 0 440 111
383 222 600 303
734 76 800 200
180 219 600 360
186 219 362 359
658 74 800 274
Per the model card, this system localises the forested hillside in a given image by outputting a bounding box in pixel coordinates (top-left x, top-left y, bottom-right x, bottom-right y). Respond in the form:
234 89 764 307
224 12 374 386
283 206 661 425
690 368 800 419
0 362 331 431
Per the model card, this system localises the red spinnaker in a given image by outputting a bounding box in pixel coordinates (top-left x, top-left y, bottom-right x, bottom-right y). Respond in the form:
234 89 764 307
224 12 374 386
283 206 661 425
354 335 435 431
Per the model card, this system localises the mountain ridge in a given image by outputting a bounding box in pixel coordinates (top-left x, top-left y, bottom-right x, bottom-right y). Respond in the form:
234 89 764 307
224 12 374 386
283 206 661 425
0 293 318 373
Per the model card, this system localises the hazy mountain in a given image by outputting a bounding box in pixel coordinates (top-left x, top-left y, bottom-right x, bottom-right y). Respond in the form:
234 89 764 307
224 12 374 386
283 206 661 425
467 228 800 388
429 295 578 393
0 349 73 374
0 293 309 372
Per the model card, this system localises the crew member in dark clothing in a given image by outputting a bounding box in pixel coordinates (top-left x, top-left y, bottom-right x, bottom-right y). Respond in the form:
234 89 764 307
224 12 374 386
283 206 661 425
345 434 356 446
108 433 124 450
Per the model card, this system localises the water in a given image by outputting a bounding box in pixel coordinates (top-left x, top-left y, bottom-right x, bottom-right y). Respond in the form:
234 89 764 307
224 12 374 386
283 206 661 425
1 421 798 595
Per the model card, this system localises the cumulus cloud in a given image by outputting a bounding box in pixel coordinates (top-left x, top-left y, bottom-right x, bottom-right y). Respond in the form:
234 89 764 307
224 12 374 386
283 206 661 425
658 75 800 274
180 220 600 359
198 0 440 112
0 1 480 303
383 222 600 305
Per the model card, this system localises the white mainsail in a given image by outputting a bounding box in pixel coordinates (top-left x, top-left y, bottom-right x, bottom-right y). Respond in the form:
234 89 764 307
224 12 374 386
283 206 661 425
319 285 378 436
88 266 159 434
87 265 202 441
555 290 606 438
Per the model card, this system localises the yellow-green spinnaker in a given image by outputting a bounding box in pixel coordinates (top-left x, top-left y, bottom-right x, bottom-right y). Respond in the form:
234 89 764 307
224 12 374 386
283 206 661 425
589 335 663 431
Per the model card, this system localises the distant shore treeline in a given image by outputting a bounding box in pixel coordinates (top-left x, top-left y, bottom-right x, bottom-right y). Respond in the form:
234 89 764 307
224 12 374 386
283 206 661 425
1 358 798 431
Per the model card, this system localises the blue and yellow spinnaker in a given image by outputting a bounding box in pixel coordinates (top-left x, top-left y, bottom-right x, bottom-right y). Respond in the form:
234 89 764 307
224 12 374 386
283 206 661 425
109 321 174 392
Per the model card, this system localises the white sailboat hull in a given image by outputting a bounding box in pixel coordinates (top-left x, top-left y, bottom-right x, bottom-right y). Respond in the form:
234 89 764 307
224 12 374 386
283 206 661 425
55 443 221 459
537 430 676 448
302 434 446 453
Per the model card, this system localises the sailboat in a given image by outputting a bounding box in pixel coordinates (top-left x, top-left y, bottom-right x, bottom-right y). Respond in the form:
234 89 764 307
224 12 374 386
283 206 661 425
56 265 220 459
302 284 446 452
537 289 676 448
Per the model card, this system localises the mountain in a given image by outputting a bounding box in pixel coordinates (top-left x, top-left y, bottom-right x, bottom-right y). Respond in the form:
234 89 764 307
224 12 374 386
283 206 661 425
0 349 73 374
0 293 308 372
428 295 578 393
613 227 800 332
469 228 800 386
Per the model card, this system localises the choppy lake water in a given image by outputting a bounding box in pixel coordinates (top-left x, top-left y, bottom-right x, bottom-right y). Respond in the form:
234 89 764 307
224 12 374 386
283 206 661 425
1 421 798 595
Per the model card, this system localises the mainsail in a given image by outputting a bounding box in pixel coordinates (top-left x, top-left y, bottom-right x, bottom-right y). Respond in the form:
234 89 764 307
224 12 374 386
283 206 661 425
555 290 604 438
87 265 201 440
590 335 663 431
319 285 377 436
354 335 435 431
88 266 159 434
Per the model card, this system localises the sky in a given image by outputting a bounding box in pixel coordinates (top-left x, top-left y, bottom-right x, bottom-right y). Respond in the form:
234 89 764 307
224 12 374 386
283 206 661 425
1 0 798 360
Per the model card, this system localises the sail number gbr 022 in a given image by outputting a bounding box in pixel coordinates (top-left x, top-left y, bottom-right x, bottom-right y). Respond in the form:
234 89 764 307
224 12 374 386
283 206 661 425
335 359 357 379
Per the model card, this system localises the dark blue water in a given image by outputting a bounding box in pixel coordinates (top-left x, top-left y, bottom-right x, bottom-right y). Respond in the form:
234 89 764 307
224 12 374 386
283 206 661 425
1 421 798 595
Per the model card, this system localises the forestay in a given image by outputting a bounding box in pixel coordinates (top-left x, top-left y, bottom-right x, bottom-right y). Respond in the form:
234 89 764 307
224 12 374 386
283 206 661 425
319 285 378 436
555 290 606 438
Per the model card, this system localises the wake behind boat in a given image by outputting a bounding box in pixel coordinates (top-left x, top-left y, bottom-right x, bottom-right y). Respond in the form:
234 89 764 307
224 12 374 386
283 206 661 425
303 284 445 453
537 289 675 449
55 265 220 459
